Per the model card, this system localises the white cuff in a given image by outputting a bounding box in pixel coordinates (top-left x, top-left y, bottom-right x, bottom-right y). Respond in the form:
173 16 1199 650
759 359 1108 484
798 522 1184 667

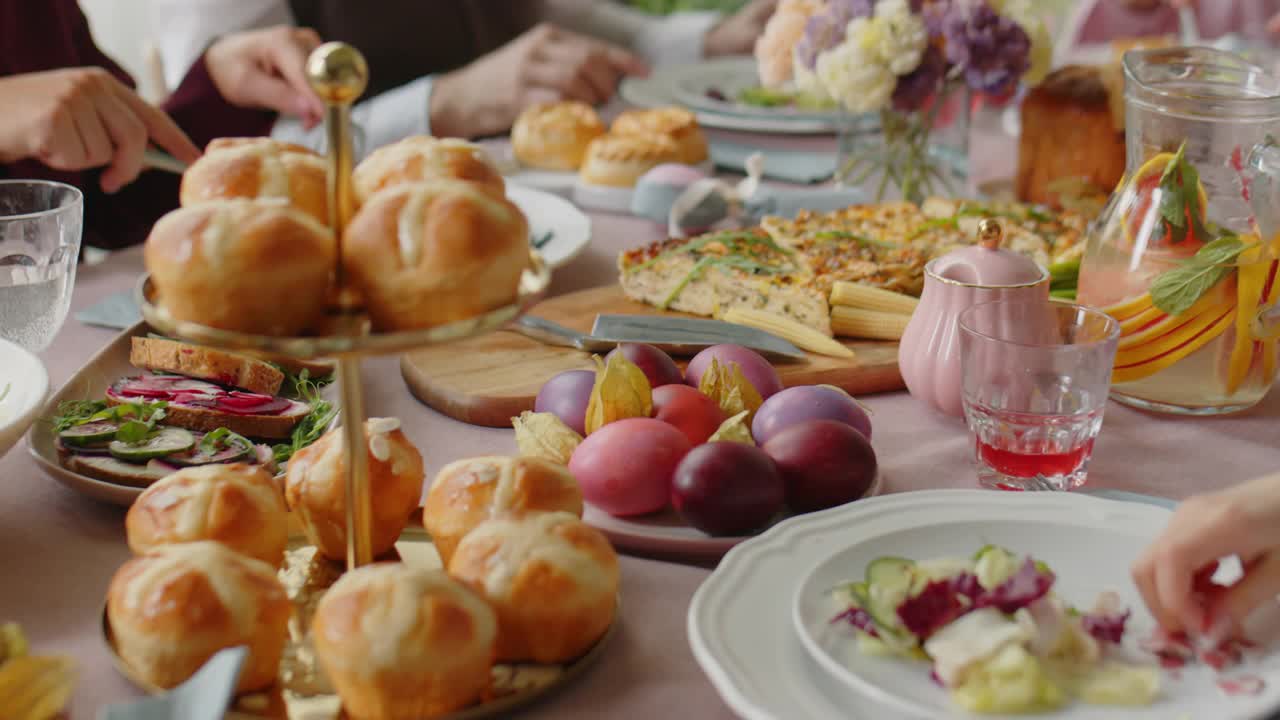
636 12 720 65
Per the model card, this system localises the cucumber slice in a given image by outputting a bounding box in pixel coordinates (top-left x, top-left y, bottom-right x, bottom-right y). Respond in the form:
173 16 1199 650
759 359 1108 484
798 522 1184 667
59 421 118 447
109 427 194 461
866 556 916 590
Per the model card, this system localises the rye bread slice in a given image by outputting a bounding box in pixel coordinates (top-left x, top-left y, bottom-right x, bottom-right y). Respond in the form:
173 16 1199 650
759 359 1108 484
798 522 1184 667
104 395 310 440
64 455 171 487
130 336 284 395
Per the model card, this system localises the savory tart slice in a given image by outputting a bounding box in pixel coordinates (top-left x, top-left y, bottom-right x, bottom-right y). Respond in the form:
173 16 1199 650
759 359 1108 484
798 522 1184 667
916 198 1088 268
618 229 831 335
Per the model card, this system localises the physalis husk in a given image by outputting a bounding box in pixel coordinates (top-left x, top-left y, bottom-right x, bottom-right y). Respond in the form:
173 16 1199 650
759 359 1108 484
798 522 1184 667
512 411 582 465
697 358 764 424
708 410 753 445
583 353 653 435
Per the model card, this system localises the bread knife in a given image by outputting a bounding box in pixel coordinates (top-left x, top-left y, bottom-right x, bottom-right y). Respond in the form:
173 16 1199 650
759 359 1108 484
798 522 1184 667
510 314 807 360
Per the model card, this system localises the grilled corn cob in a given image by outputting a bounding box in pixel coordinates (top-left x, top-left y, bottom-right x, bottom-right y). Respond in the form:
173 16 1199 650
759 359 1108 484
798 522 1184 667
831 306 912 340
721 308 856 359
829 281 919 315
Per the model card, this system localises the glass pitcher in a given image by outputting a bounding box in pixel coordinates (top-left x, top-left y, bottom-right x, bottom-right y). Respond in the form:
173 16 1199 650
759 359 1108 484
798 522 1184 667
1077 48 1280 415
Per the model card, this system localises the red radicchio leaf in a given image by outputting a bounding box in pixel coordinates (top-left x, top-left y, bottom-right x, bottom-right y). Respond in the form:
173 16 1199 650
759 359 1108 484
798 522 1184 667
949 572 983 601
831 607 880 638
897 579 968 639
974 558 1055 614
1081 609 1131 645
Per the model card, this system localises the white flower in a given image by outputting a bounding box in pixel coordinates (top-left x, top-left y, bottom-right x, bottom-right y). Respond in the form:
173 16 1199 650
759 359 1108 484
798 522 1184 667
792 50 832 102
989 0 1054 86
870 0 929 76
816 23 896 113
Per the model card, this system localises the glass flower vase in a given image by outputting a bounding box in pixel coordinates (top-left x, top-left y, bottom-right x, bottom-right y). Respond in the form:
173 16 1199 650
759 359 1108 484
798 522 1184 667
834 84 971 205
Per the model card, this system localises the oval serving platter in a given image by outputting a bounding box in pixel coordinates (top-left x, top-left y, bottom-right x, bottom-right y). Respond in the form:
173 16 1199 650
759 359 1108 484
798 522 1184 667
103 512 617 719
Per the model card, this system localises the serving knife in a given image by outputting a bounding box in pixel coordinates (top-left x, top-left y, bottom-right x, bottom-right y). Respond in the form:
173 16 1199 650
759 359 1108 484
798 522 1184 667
511 314 807 360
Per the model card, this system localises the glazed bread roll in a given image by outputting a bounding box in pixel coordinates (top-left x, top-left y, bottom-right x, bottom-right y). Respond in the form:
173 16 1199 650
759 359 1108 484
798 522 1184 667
342 180 530 332
447 512 618 663
180 137 328 224
578 134 683 188
610 107 709 165
144 199 336 336
285 418 424 562
126 464 289 566
353 136 505 204
106 541 290 692
511 101 605 171
423 456 583 566
311 564 498 720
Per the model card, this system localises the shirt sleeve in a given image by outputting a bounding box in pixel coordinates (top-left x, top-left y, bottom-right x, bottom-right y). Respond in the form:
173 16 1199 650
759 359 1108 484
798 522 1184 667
271 76 435 158
149 0 295 91
541 0 719 65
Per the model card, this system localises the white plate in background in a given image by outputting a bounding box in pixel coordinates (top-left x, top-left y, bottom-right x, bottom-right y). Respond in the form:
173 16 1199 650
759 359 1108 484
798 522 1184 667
0 337 47 459
506 186 592 269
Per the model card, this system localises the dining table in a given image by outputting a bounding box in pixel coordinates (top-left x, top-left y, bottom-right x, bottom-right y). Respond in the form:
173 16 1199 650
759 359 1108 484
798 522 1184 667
2 114 1280 720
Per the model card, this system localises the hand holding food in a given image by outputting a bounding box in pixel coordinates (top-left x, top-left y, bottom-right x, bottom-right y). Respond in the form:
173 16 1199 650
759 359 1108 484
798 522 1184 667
0 68 200 193
1132 472 1280 640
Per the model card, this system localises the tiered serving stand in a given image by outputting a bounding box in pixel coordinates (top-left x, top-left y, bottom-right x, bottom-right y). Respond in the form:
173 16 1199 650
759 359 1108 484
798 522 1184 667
118 43 612 718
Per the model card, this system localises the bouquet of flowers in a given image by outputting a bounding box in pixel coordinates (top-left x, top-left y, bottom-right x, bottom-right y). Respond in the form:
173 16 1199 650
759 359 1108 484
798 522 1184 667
758 0 1053 201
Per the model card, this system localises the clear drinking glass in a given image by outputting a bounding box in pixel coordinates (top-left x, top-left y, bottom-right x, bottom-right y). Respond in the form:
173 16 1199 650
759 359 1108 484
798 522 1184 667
959 301 1121 492
0 181 83 351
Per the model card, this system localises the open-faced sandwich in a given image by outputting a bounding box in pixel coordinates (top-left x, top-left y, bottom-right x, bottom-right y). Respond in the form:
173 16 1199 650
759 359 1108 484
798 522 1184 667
52 336 336 487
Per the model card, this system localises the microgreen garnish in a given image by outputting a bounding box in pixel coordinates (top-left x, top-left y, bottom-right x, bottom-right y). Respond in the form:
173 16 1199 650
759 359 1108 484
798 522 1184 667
54 400 168 445
907 217 958 240
272 370 338 465
1149 235 1253 315
531 230 555 250
1157 142 1212 245
198 427 252 455
811 230 899 248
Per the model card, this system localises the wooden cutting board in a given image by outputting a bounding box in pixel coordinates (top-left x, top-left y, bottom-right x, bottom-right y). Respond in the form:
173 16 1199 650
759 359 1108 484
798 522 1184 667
401 285 903 427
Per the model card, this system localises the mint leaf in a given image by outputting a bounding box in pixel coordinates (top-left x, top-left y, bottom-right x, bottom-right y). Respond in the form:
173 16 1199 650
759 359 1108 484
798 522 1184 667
1149 236 1248 315
116 420 152 445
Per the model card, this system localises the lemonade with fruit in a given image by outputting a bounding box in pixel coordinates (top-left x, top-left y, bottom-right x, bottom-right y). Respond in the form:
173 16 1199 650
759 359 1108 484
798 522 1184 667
1077 144 1280 413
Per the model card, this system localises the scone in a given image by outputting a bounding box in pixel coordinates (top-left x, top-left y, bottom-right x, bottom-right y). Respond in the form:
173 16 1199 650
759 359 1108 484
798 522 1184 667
511 101 605 171
284 418 425 562
126 464 289 566
106 541 290 692
341 180 530 332
447 512 618 663
180 137 328 224
422 456 583 566
144 199 336 336
353 136 505 204
610 107 709 165
311 564 498 720
578 134 683 188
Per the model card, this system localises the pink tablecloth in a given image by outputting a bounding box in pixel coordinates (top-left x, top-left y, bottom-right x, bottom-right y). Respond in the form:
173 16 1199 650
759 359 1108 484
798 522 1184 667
2 125 1279 719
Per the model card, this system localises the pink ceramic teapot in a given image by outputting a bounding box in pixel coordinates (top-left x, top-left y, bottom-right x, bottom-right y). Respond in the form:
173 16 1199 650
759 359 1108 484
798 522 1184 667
898 220 1050 417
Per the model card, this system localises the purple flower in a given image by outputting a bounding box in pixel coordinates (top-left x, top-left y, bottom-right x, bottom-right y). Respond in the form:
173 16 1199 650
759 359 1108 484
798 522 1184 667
892 44 947 111
938 0 1031 95
794 0 874 70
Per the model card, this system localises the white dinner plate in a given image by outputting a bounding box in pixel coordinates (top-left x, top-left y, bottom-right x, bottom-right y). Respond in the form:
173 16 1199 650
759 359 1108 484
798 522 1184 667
621 59 841 135
0 337 48 459
668 57 847 125
688 490 1280 720
506 186 591 269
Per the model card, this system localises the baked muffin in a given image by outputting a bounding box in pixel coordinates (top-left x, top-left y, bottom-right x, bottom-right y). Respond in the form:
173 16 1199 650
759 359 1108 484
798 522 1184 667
284 418 425 562
180 137 328 224
511 101 605 171
341 180 530 332
144 199 336 336
106 541 290 692
353 136 505 203
610 107 708 165
311 563 498 720
578 134 683 188
447 512 618 663
422 456 583 566
126 464 289 566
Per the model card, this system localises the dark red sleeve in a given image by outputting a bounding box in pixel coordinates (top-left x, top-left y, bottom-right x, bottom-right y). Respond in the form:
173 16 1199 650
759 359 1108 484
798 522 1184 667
162 52 277 152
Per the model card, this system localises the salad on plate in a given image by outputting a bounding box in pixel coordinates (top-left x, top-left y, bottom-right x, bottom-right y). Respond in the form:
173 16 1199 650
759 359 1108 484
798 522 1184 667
827 545 1161 714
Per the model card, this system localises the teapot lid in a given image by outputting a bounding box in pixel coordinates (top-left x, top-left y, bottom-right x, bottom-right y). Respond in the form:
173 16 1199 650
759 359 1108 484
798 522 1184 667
928 219 1046 286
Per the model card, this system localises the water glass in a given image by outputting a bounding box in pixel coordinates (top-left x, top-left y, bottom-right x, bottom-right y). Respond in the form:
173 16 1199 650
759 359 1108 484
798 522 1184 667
958 301 1120 491
0 181 83 352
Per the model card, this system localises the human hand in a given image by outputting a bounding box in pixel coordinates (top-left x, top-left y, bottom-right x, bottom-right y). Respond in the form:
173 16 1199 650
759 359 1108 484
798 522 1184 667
0 68 200 193
1132 473 1280 640
205 26 326 128
704 0 779 58
431 24 648 138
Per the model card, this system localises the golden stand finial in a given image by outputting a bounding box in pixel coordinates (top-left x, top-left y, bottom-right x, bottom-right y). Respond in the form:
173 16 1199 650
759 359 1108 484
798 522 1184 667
977 218 1003 250
305 42 374 571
